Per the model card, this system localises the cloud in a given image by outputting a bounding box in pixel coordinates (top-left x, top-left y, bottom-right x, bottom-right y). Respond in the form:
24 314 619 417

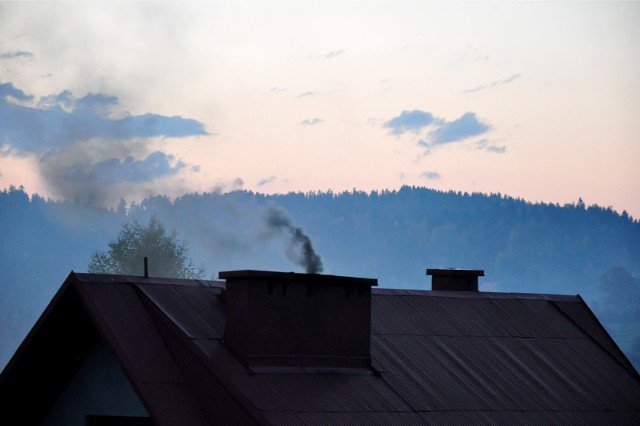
296 91 316 99
324 49 345 59
417 140 430 150
70 152 186 185
464 74 521 94
428 112 490 145
0 82 208 204
257 176 277 186
0 51 33 60
486 145 506 153
36 138 191 204
384 108 495 155
421 171 441 180
269 87 287 93
0 82 33 102
37 89 75 110
474 139 506 153
0 83 208 155
232 178 244 189
301 118 323 126
384 110 435 136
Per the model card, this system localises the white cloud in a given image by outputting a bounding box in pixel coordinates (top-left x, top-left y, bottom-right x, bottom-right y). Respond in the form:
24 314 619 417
464 74 521 94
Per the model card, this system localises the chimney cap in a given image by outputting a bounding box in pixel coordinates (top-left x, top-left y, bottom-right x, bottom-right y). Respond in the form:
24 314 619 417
219 270 378 287
427 268 484 292
426 268 484 277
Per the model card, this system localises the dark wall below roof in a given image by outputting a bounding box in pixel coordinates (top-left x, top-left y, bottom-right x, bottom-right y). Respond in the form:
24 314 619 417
42 340 149 425
0 283 101 424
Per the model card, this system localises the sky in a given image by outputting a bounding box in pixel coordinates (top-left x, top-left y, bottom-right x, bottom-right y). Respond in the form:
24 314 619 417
0 1 639 217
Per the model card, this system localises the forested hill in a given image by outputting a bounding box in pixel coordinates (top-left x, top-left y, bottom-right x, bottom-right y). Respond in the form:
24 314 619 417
1 185 639 370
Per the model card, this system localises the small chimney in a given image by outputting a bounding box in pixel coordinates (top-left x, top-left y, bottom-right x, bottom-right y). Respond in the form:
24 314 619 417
219 270 377 371
427 268 484 291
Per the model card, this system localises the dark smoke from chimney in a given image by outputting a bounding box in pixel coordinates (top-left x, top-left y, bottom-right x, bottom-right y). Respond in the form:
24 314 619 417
264 206 324 274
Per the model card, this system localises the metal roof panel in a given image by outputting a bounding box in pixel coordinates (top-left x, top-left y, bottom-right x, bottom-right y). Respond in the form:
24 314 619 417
135 283 224 339
551 299 638 374
77 282 184 384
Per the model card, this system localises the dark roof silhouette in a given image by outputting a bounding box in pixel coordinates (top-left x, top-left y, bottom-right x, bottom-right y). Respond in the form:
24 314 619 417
1 271 639 424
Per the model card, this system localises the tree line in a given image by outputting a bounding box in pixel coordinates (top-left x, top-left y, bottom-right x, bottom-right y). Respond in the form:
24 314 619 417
1 184 639 369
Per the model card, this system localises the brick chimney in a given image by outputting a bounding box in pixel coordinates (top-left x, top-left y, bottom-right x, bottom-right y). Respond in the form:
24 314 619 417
219 270 377 372
427 268 484 291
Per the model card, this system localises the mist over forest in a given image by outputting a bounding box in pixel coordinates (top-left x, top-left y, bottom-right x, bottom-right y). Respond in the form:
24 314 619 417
1 185 639 371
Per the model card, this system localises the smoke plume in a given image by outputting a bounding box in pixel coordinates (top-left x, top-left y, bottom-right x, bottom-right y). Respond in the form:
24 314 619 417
0 82 206 206
264 206 324 274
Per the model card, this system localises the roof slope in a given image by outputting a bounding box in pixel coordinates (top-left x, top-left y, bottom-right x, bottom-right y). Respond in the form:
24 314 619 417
371 289 640 423
1 273 640 424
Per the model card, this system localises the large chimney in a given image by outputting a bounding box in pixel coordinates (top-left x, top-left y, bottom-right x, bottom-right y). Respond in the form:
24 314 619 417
219 270 377 372
427 268 484 291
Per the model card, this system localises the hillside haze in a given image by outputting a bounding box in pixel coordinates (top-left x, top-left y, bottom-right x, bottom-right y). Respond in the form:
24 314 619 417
1 185 639 370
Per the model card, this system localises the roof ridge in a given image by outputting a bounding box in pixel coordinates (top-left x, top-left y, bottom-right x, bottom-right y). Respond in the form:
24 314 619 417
373 288 581 301
549 297 640 380
133 284 271 424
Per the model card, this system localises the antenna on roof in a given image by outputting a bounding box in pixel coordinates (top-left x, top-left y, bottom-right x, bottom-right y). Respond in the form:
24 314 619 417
144 257 149 278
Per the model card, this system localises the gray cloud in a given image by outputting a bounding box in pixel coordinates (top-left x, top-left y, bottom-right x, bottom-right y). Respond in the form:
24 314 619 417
296 91 316 99
464 74 521 94
421 171 441 180
486 145 506 153
1 83 208 154
474 139 506 154
385 108 494 154
428 112 490 145
257 176 277 186
384 110 436 136
301 118 323 126
324 49 345 59
0 82 208 204
0 82 33 101
69 152 186 185
0 51 33 60
417 140 430 150
37 139 187 204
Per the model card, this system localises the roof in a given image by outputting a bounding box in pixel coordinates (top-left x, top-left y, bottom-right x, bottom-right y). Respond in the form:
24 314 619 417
1 272 640 424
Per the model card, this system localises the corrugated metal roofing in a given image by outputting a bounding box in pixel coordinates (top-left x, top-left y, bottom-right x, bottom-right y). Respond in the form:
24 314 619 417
73 278 210 426
370 291 640 417
135 283 224 339
551 298 638 373
77 282 185 384
2 272 640 424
